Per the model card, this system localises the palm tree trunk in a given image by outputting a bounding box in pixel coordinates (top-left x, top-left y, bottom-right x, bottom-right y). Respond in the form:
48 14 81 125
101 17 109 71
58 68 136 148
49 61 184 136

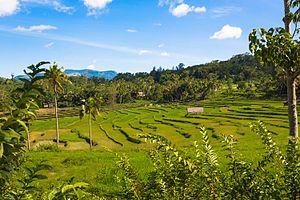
89 113 92 151
54 84 60 146
287 77 298 138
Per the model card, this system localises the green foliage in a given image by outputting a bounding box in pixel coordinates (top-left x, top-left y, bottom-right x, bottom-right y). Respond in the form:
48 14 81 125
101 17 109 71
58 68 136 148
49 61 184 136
47 178 91 200
249 28 300 78
116 154 141 199
116 122 300 199
79 97 101 121
249 0 300 138
0 62 50 199
80 97 101 150
45 64 71 94
7 160 51 200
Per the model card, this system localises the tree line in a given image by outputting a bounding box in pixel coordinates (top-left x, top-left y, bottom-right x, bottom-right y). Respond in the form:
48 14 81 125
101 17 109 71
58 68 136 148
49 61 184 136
0 53 291 112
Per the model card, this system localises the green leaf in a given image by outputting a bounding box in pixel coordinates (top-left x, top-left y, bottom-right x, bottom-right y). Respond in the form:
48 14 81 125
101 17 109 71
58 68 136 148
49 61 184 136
16 119 29 133
61 184 74 193
73 182 89 188
48 189 59 200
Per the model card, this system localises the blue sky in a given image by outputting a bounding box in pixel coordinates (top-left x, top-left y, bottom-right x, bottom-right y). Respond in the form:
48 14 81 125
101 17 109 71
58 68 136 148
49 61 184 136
0 0 283 77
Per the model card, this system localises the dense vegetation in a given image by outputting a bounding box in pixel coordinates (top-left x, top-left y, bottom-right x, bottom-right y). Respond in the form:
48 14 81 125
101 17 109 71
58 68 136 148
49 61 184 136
0 56 300 199
0 53 288 112
1 0 300 199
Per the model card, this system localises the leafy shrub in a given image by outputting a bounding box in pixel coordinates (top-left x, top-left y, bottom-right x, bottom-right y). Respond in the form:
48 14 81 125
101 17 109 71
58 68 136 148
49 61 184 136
116 121 300 199
46 178 92 200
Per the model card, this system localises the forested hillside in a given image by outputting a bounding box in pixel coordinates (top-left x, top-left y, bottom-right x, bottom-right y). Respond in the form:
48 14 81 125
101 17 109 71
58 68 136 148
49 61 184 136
0 53 286 111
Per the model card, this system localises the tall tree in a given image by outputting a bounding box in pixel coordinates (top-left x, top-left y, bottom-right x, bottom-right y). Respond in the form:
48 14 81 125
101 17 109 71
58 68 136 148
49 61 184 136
249 0 300 138
80 97 100 151
45 64 71 145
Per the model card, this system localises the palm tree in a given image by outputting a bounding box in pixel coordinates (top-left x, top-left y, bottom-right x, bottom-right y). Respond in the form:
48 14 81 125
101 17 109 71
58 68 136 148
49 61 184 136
79 97 100 151
45 64 71 146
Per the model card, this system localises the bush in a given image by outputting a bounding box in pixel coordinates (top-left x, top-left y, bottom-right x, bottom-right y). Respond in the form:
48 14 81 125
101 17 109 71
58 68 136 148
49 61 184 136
116 121 300 199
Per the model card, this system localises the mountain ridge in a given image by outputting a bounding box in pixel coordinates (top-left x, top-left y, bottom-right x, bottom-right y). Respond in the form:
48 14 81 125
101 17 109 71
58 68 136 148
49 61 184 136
64 69 117 80
15 69 118 80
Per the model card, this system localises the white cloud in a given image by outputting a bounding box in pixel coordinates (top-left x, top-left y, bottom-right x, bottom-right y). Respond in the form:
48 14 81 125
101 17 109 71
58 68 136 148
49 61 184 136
138 50 150 56
158 43 165 48
44 42 54 48
84 0 112 9
211 6 242 18
210 24 242 40
15 24 57 32
194 6 206 13
1 25 201 60
84 0 112 15
169 3 206 17
52 1 74 14
21 0 75 14
170 3 191 17
0 0 20 17
127 29 137 33
21 0 47 3
161 52 170 57
158 0 183 7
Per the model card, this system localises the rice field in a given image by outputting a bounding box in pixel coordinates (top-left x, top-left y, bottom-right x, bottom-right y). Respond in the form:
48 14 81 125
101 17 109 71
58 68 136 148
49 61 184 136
27 99 292 194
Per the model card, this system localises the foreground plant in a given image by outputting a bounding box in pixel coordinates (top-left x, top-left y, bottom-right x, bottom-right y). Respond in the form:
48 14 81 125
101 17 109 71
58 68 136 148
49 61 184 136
0 62 48 199
0 63 93 200
116 122 300 199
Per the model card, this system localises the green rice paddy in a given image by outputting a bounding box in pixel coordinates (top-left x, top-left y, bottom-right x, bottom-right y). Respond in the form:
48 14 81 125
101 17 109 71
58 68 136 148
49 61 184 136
27 99 292 195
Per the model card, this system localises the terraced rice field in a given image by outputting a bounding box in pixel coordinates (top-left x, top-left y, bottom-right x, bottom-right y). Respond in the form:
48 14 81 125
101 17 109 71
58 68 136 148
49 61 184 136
30 100 290 151
28 100 292 194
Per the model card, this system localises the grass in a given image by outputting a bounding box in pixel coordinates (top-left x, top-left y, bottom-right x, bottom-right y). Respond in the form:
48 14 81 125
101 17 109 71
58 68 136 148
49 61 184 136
27 99 294 194
26 150 152 196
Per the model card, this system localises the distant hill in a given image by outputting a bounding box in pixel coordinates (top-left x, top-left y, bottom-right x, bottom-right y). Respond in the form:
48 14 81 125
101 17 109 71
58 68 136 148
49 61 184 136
64 69 117 80
15 69 118 80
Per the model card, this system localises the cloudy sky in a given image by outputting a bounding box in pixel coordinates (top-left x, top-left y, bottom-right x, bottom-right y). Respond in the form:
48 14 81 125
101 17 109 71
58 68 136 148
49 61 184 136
0 0 283 77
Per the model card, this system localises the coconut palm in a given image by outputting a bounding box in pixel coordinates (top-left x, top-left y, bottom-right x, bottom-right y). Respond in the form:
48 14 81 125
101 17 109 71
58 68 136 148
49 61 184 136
45 64 71 145
79 97 100 151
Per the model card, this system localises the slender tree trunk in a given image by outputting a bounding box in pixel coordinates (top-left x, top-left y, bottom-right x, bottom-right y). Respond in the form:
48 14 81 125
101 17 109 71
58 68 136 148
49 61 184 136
89 113 92 151
287 77 299 138
54 84 60 145
284 0 291 33
284 0 298 138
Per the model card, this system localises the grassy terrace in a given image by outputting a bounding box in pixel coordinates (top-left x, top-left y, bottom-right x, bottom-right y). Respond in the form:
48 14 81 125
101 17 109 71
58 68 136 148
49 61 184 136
27 99 291 195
